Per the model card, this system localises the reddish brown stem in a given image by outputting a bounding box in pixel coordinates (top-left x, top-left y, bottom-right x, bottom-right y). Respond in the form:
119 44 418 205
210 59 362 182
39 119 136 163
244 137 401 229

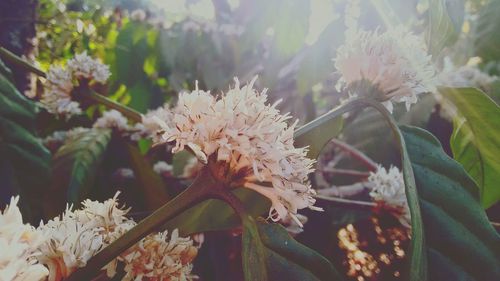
330 139 378 171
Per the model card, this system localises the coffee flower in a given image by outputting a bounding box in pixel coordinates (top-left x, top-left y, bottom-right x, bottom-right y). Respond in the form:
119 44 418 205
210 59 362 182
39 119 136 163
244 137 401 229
36 193 134 280
41 52 110 118
153 161 173 175
120 229 198 281
93 110 131 132
335 26 437 113
367 166 410 228
0 197 49 281
146 77 321 225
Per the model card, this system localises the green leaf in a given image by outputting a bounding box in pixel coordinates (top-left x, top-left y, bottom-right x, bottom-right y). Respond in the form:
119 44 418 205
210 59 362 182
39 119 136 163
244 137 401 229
242 216 268 281
242 217 345 281
295 115 343 159
474 0 500 62
402 126 500 280
428 249 475 281
165 188 269 235
46 128 111 217
125 143 170 211
427 0 464 56
440 87 500 208
0 60 50 222
273 0 309 57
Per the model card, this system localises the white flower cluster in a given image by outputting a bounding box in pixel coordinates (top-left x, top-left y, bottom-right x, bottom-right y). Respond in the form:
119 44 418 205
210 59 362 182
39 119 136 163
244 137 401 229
32 193 198 281
93 110 131 132
120 229 198 281
41 52 110 118
145 77 320 226
335 26 437 113
153 161 173 175
0 197 48 281
367 166 411 228
43 127 91 150
36 193 134 281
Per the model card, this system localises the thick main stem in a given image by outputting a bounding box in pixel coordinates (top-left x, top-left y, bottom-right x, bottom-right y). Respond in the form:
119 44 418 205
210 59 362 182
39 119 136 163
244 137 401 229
66 169 218 281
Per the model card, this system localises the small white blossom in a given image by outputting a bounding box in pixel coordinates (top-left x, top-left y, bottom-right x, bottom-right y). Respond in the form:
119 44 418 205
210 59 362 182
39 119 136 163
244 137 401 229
335 26 437 113
120 229 197 281
42 66 81 117
41 52 110 118
281 213 308 236
133 106 174 142
367 166 410 228
93 110 131 132
130 9 147 21
0 197 49 281
36 193 134 281
146 77 321 225
66 52 110 83
182 157 203 179
153 161 173 175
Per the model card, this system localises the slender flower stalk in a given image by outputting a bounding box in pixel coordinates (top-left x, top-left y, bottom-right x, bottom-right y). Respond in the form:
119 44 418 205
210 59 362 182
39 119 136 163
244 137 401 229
330 139 377 171
314 194 376 207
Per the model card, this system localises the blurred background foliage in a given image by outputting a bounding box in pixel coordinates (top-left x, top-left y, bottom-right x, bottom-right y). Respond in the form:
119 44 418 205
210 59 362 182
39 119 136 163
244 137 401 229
1 0 500 280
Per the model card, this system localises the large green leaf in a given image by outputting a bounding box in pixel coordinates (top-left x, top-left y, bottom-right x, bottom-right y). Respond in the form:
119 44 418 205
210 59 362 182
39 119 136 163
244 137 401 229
242 217 345 281
0 59 50 222
402 126 500 280
46 128 111 217
427 0 464 56
440 87 500 208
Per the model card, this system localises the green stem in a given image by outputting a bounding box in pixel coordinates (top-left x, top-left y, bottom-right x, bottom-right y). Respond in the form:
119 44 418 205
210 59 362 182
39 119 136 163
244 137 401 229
361 99 427 281
294 98 366 139
66 168 218 281
87 90 142 122
0 47 46 77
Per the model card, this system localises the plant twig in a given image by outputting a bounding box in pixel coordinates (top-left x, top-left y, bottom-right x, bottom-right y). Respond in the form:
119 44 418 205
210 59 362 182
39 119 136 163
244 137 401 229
87 90 142 122
0 47 46 77
321 167 371 178
490 221 500 228
314 194 376 207
330 139 378 171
